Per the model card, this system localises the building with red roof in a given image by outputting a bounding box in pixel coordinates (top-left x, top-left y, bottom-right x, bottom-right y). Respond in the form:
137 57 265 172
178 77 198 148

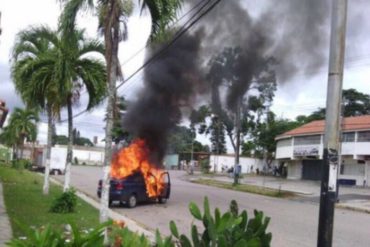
275 115 370 186
0 100 9 129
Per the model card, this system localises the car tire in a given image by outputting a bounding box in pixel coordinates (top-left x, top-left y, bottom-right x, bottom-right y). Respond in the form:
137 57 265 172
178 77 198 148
108 200 113 208
158 197 167 204
127 194 137 208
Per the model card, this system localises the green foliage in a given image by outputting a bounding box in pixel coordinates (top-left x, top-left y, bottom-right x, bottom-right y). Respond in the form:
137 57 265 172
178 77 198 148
0 166 99 237
7 224 64 247
200 159 211 174
50 189 77 214
0 108 39 152
209 117 227 154
167 126 209 154
7 221 110 247
11 159 31 170
158 197 272 247
110 226 151 247
229 200 239 217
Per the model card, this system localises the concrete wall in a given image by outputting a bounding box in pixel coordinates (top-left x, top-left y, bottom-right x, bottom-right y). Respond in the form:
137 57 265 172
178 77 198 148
73 148 104 165
164 154 179 170
209 155 274 174
275 146 292 159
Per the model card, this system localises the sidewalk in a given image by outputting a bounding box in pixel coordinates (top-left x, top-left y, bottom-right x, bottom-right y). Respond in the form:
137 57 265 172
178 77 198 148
0 183 12 246
188 172 370 214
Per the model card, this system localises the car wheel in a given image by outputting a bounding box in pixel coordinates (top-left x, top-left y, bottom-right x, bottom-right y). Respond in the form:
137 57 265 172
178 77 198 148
128 194 137 208
158 197 167 204
108 200 113 208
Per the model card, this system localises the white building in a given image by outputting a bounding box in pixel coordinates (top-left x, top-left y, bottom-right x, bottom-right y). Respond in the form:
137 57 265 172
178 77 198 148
209 154 270 174
275 115 370 186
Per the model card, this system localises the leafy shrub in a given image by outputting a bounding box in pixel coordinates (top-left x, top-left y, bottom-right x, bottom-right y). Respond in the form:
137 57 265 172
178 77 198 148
11 159 31 170
10 198 271 246
50 189 77 214
110 226 151 247
158 197 272 247
200 159 211 174
7 222 108 247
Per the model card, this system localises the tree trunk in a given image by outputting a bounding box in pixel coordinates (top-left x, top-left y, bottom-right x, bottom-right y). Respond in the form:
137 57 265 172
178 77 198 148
43 105 53 195
64 96 73 192
20 137 24 160
227 130 236 153
100 4 120 223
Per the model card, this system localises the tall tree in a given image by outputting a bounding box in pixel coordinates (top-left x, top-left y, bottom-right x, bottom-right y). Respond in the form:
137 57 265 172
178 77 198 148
12 27 63 195
59 0 183 223
207 47 277 155
0 108 38 160
209 116 227 154
242 112 299 163
56 29 106 192
12 26 106 193
6 108 39 159
342 88 370 117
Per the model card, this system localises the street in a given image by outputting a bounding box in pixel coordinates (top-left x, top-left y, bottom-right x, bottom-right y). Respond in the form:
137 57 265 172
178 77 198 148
55 166 370 247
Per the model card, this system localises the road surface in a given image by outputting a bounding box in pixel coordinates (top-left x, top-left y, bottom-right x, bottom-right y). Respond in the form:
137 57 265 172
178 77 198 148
54 166 370 246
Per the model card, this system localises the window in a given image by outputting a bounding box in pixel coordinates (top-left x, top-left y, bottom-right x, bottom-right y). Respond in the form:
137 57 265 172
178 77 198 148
294 135 321 145
342 132 355 142
358 131 370 142
277 138 292 147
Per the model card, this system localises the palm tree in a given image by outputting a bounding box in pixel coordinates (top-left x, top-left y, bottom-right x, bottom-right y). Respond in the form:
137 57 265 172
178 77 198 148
59 0 183 223
51 29 107 192
0 108 39 160
11 26 106 194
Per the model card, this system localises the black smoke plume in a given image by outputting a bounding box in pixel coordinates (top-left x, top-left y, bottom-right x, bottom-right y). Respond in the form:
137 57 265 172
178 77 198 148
123 0 367 162
123 31 203 165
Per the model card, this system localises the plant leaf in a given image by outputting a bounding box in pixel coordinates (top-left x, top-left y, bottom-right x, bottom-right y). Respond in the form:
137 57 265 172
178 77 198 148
169 221 179 239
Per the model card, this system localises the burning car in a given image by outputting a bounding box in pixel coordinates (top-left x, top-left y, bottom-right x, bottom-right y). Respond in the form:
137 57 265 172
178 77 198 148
97 139 171 208
97 171 170 208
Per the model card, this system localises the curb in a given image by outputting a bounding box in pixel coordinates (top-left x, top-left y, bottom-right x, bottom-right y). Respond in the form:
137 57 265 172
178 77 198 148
336 203 370 214
0 182 13 245
188 176 314 196
47 176 156 242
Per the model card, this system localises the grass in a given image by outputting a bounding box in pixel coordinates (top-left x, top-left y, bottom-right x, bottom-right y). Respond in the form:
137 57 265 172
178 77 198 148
191 178 296 198
0 164 100 237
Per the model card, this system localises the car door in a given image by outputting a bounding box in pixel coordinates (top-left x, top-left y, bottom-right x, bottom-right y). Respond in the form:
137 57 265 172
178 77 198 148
132 173 148 202
160 172 171 199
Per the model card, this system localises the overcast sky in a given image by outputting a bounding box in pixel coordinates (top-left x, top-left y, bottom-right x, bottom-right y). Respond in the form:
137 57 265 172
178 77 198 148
1 0 370 149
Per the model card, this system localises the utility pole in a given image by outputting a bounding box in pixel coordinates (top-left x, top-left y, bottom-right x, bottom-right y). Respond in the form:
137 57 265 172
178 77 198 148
234 96 241 185
317 0 348 246
0 12 2 36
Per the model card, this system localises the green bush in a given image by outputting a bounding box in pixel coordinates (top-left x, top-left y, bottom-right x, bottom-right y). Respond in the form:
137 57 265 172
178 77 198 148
10 198 272 246
200 159 211 174
7 222 108 247
50 189 77 214
158 197 272 247
73 157 79 165
109 226 151 247
11 159 31 170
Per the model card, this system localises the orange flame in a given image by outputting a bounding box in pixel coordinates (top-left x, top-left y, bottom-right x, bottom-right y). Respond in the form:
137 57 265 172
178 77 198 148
110 139 165 197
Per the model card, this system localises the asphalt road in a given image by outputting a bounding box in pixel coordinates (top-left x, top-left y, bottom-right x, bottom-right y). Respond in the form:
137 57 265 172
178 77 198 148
54 166 370 247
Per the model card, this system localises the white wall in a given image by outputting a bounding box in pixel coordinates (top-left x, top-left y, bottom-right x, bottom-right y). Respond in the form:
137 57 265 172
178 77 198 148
73 149 104 165
275 146 292 159
43 146 105 166
209 155 274 174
